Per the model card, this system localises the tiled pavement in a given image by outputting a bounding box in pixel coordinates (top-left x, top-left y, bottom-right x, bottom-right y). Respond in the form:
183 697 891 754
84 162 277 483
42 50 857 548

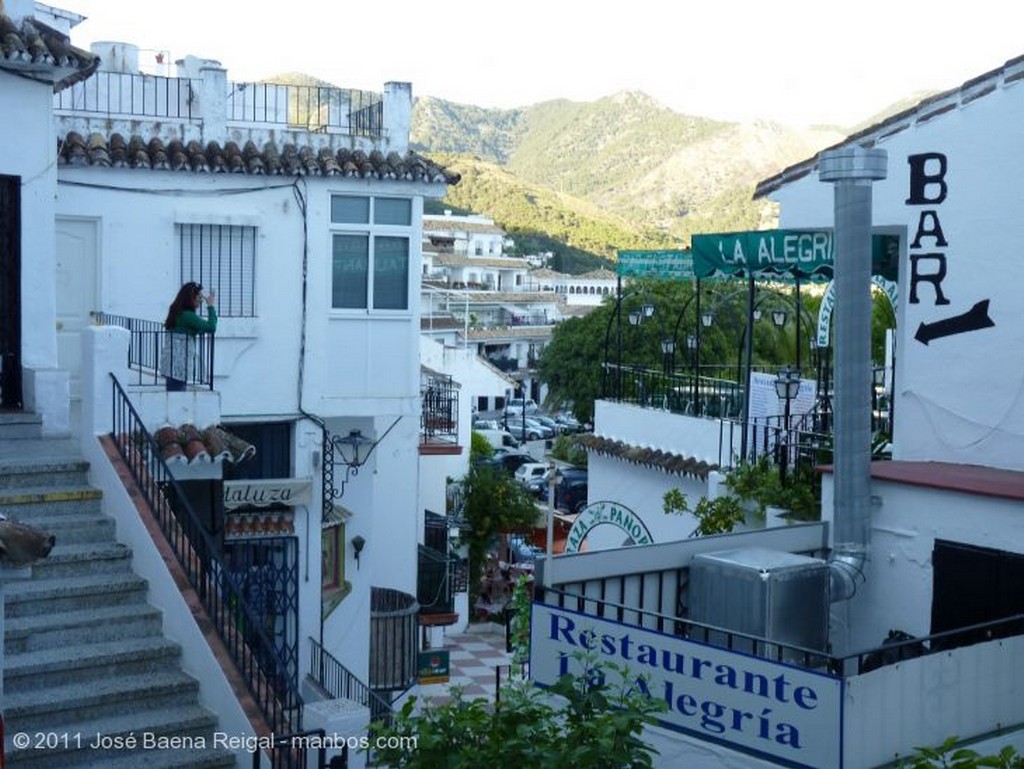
415 627 513 707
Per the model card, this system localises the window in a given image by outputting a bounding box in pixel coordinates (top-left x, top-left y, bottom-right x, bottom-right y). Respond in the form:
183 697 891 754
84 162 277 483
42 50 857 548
322 523 344 591
331 195 412 310
178 224 256 317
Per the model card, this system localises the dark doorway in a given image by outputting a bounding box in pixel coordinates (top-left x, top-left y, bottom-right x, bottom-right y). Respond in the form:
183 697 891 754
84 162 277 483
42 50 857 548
931 539 1024 646
0 174 23 409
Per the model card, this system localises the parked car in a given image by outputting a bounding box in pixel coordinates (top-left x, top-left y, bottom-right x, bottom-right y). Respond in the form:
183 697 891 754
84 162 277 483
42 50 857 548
514 462 550 489
530 414 562 435
504 416 553 441
475 450 537 476
475 429 520 451
472 418 502 431
504 399 539 416
553 413 583 433
542 467 589 513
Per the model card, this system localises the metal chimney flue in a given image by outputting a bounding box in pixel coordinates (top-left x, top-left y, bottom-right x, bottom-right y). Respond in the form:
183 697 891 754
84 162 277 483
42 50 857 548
818 146 888 601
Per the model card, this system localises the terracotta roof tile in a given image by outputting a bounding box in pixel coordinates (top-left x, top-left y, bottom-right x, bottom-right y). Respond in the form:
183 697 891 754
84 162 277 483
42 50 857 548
0 13 99 90
578 434 718 479
154 424 256 466
58 131 461 184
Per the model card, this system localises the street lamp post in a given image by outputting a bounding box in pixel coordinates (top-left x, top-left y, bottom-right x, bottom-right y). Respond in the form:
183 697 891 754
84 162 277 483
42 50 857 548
774 366 801 484
737 285 790 462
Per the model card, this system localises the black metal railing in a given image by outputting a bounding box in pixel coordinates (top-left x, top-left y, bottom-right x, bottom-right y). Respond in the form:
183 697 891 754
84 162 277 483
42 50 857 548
55 71 197 118
227 81 384 136
417 545 455 616
109 375 303 741
309 637 394 728
539 586 1024 679
350 99 384 138
369 587 419 694
421 375 458 444
93 312 215 390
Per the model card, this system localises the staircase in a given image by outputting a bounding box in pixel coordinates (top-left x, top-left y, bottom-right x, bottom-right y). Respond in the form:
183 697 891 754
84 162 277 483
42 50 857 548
0 413 238 768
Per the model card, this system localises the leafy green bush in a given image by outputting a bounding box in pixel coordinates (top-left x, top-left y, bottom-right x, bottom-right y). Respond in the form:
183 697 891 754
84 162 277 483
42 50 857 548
663 488 746 537
470 430 494 461
550 434 588 467
723 455 818 521
369 653 665 769
900 737 1024 768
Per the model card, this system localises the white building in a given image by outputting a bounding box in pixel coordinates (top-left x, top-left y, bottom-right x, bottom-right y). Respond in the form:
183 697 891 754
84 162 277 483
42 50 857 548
1 1 458 764
531 52 1024 769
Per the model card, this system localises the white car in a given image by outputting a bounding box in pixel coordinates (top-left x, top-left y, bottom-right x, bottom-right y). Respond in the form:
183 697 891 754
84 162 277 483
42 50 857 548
514 462 549 487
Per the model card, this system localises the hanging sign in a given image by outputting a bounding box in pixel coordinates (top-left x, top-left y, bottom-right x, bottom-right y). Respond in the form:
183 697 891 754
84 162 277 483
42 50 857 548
616 249 694 280
223 478 312 509
691 230 898 280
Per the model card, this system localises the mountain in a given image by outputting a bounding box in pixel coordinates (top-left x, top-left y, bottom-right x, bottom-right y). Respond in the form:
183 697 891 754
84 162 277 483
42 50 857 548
411 92 848 263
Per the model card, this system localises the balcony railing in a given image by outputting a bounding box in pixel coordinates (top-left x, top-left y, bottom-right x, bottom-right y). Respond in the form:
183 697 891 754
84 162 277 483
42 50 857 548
109 375 303 740
421 374 458 444
93 312 215 390
308 637 393 728
55 71 385 138
539 584 1024 678
55 71 197 119
369 587 419 694
227 81 383 136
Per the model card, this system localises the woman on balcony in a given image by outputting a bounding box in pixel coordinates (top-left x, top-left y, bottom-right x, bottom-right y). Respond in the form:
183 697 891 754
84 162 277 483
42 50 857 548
161 282 217 391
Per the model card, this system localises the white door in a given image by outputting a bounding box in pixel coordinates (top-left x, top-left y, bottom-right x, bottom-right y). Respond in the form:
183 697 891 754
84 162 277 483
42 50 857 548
56 218 98 400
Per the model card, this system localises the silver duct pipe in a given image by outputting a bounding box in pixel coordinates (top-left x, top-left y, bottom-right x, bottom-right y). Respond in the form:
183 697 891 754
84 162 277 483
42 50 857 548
818 146 888 601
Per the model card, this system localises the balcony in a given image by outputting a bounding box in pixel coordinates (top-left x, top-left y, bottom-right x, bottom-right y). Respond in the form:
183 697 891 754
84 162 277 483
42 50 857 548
55 65 405 155
420 373 459 452
531 527 1024 768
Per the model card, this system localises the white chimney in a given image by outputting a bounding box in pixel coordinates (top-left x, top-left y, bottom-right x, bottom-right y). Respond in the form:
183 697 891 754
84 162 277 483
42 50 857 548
91 41 139 74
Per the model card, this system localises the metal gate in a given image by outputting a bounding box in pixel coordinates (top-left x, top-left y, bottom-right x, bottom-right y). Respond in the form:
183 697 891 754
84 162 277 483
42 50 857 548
222 536 301 690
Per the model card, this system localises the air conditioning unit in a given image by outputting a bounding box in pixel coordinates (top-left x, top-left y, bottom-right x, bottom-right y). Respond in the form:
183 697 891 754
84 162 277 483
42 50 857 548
689 547 829 661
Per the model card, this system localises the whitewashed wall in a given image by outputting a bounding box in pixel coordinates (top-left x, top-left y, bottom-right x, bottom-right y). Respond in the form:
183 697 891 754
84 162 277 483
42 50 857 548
820 472 1024 654
768 77 1024 471
1 70 68 433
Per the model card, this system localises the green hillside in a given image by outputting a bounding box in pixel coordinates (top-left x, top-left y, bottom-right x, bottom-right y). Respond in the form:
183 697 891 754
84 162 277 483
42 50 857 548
412 93 846 262
425 154 676 270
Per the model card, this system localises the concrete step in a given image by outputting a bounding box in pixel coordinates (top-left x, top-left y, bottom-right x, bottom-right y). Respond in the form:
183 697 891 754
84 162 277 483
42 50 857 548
28 541 133 579
0 411 44 440
0 485 104 519
14 511 116 545
3 704 226 769
0 457 90 489
63 746 239 769
4 572 149 617
4 669 200 731
4 636 182 692
5 601 163 654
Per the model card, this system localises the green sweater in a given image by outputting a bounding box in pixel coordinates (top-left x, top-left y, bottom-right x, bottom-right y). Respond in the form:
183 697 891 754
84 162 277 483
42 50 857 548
174 306 217 334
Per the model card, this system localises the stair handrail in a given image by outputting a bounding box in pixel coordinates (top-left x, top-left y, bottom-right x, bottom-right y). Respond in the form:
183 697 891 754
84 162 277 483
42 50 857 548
309 636 393 728
108 373 303 736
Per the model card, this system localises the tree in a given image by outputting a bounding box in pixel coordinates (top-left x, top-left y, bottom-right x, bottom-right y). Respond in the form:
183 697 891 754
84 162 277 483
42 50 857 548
460 463 539 607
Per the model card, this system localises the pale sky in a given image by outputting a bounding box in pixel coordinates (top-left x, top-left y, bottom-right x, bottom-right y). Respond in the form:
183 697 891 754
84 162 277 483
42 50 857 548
61 0 1022 127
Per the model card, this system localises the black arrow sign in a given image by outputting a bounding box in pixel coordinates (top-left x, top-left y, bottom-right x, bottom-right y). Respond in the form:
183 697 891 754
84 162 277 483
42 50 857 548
914 299 994 345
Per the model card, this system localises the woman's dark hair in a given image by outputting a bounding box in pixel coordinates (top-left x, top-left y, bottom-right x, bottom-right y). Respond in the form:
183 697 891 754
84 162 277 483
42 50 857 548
164 281 202 329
